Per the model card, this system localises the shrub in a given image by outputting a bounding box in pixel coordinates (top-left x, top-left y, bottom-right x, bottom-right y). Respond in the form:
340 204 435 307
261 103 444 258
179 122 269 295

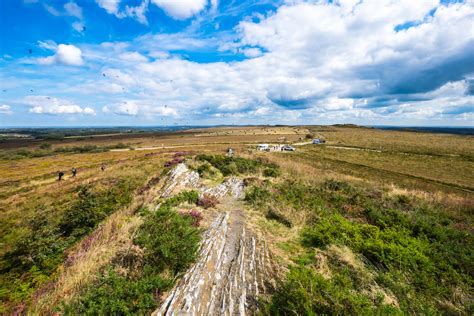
263 266 398 315
301 214 432 270
244 186 271 207
39 143 52 150
197 194 219 209
60 181 134 237
160 190 199 210
196 154 279 176
62 191 202 315
180 210 203 227
62 269 172 315
263 167 280 177
135 207 200 275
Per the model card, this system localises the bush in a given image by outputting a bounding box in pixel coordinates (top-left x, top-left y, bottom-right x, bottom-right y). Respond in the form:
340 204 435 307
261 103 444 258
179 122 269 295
301 214 432 270
244 186 271 207
263 266 398 315
60 182 134 237
263 167 280 177
63 269 172 315
62 191 202 315
179 210 203 227
196 154 279 176
135 207 200 275
197 194 219 209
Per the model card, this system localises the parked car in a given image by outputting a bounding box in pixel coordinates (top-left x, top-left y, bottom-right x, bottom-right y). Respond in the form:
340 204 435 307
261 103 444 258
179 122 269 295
312 138 326 144
282 145 295 151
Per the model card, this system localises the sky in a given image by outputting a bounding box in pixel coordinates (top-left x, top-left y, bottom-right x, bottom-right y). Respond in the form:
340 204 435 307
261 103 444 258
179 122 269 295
0 0 473 127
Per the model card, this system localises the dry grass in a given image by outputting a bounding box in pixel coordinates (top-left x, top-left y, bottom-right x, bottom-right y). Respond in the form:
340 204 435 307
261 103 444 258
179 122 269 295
29 169 169 314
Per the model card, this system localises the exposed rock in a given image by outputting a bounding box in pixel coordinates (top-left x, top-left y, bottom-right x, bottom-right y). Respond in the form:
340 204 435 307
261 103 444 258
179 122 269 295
155 200 280 316
200 177 245 199
160 163 201 198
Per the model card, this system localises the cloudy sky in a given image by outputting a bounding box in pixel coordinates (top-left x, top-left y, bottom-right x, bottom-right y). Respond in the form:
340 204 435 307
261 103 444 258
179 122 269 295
0 0 473 127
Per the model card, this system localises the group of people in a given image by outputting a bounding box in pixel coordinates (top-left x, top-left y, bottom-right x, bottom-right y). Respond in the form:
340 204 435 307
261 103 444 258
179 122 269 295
57 164 106 181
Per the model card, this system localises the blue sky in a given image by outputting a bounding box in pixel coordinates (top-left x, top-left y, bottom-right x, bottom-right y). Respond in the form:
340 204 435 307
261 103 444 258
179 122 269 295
0 0 473 127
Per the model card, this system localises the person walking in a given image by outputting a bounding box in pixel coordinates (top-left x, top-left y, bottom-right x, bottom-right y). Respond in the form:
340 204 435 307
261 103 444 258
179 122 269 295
72 167 77 178
58 171 64 181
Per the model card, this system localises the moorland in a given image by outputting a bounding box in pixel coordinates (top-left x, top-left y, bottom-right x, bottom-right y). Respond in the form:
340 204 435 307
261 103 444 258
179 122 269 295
0 125 472 314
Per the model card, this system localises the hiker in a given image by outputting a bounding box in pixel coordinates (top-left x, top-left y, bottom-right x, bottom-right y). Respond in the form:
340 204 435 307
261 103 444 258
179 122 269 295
58 171 64 181
71 167 77 178
101 164 106 172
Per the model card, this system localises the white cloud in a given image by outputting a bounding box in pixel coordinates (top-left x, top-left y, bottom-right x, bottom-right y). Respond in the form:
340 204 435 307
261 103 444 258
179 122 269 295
13 1 474 125
24 96 95 115
240 47 262 58
114 101 139 116
125 0 149 24
38 40 57 51
119 52 148 63
72 21 85 33
37 44 84 66
0 104 12 115
151 0 208 19
96 0 121 15
64 2 83 19
96 0 149 24
43 2 84 32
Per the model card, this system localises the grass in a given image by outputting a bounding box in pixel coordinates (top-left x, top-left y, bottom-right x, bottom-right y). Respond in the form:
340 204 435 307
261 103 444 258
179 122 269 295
301 146 474 191
61 191 202 315
247 178 473 314
0 126 472 314
0 178 138 313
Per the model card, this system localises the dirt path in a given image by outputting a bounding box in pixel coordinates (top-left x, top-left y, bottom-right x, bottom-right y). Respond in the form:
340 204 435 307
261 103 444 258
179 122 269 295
155 196 280 316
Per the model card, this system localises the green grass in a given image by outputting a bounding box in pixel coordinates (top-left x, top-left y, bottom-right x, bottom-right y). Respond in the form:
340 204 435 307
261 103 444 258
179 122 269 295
248 179 473 314
62 191 202 315
196 154 279 176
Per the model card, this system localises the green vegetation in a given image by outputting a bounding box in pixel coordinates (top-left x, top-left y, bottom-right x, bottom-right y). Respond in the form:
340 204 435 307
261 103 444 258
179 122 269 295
62 191 201 314
0 179 136 312
0 143 131 160
196 154 279 176
249 179 473 314
263 266 398 315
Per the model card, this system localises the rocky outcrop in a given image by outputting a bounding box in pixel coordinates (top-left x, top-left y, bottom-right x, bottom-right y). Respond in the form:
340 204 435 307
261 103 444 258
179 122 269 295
200 177 245 199
154 163 281 315
155 205 280 316
160 163 200 198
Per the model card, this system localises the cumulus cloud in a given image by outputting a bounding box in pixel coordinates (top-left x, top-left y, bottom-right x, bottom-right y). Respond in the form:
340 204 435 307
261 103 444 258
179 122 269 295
12 0 474 125
0 104 12 115
24 96 95 115
72 1 473 124
151 0 208 19
113 101 139 116
37 44 84 66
